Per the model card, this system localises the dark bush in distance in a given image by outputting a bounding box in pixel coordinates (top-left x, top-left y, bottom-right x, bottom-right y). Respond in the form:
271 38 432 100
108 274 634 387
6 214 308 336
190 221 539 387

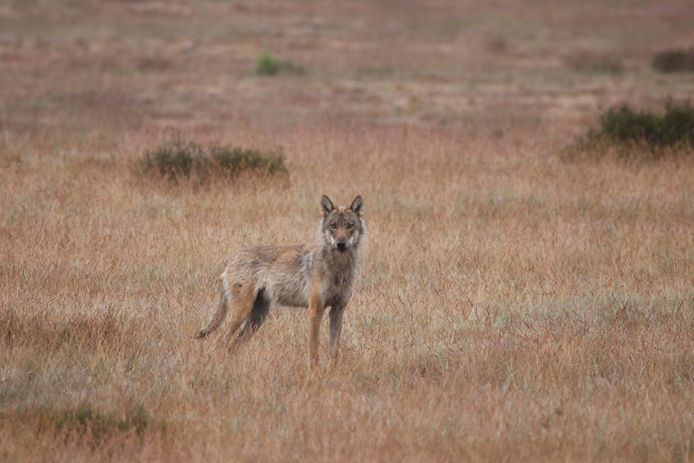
596 103 694 148
211 146 288 177
141 137 288 182
566 101 694 161
142 138 207 180
652 49 694 73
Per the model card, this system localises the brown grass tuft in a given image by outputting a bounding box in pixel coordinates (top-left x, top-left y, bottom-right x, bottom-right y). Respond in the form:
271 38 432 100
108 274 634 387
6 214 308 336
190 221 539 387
1 309 139 352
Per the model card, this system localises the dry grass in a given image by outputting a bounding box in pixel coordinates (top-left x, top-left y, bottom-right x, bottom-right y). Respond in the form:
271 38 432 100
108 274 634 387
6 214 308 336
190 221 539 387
1 1 693 461
563 50 623 74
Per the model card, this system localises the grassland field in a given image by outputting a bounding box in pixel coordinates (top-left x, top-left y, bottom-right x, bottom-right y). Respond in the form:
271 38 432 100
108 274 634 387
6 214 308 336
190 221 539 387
1 1 693 461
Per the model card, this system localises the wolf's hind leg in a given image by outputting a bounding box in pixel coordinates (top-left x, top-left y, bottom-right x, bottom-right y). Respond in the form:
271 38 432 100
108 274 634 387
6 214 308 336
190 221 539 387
220 281 257 347
232 289 270 348
195 279 230 339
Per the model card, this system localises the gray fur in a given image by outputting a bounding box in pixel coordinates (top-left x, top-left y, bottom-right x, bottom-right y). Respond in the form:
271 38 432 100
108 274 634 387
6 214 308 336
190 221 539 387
196 195 365 367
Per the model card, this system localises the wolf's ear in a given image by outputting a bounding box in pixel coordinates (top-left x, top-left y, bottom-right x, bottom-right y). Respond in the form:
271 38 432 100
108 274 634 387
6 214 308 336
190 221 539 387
321 195 335 216
350 195 364 216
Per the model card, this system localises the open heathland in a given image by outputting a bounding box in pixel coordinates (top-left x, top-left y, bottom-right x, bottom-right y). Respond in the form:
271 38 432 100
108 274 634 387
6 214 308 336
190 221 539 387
1 1 692 461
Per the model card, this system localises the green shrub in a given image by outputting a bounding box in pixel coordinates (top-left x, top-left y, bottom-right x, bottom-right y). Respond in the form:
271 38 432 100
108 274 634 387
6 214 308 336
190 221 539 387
566 101 694 161
211 146 288 177
652 49 694 73
596 102 694 148
141 138 207 180
256 52 281 76
255 51 305 76
141 136 288 182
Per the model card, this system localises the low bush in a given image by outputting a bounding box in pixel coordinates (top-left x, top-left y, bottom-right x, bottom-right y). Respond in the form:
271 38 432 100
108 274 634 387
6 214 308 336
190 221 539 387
595 102 694 148
565 101 694 161
211 146 288 177
255 51 305 76
141 138 207 180
140 137 288 183
652 49 694 73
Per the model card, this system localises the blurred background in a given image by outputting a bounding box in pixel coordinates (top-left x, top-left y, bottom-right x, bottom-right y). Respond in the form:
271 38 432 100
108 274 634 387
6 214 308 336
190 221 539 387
2 0 693 143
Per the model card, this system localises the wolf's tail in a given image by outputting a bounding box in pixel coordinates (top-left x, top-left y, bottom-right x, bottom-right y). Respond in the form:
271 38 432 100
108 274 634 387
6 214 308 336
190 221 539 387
195 275 230 339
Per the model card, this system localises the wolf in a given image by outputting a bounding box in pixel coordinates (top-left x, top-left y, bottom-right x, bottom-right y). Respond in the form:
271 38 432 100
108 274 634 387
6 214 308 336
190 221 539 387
195 194 365 368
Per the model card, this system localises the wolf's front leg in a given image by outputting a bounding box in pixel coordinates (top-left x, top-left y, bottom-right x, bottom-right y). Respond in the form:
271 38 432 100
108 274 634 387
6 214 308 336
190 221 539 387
308 288 325 369
329 304 345 366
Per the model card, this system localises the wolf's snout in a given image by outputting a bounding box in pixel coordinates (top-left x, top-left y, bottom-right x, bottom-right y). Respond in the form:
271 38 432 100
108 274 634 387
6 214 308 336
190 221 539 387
336 241 347 251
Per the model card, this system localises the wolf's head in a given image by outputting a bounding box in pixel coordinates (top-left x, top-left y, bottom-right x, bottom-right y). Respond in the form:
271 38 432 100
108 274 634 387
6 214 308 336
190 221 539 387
319 195 365 253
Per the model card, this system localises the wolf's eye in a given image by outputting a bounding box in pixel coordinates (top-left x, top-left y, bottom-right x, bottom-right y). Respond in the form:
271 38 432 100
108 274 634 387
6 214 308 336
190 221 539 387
330 223 337 230
347 223 354 230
